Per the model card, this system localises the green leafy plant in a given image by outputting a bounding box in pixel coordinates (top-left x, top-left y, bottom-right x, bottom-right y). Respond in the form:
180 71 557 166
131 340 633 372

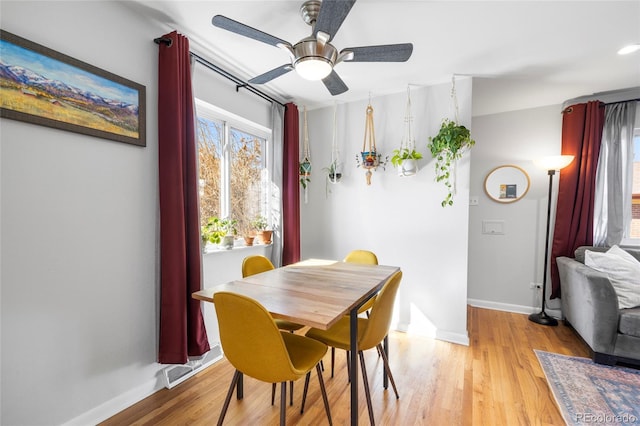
299 174 311 189
251 215 269 231
201 216 237 245
390 148 423 167
428 119 475 207
201 217 225 245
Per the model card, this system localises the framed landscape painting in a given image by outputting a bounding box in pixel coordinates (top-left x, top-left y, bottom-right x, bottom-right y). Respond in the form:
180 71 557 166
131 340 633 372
0 30 146 147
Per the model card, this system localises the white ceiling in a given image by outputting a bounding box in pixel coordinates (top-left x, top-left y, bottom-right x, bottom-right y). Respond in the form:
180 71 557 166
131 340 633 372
127 0 640 115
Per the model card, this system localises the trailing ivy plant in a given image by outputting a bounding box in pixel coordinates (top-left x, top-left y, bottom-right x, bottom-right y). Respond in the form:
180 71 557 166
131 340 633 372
428 119 475 207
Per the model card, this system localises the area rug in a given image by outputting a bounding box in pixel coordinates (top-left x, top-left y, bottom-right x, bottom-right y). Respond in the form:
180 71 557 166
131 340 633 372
535 350 640 425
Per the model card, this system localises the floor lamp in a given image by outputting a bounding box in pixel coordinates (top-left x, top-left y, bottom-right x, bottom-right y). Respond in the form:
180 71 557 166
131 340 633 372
528 155 575 326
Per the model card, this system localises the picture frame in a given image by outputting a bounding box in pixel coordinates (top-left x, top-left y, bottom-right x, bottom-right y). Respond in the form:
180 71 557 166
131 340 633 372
0 29 146 147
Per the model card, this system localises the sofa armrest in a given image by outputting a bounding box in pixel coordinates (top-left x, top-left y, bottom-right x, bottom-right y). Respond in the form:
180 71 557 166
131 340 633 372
557 256 619 354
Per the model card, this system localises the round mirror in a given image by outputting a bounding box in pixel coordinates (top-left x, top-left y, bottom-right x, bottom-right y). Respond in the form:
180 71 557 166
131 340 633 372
484 165 530 203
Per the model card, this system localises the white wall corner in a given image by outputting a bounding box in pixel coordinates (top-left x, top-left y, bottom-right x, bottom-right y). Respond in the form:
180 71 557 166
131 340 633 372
435 329 470 346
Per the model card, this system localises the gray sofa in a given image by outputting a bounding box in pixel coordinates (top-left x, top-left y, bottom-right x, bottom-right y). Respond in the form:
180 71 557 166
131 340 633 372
557 246 640 366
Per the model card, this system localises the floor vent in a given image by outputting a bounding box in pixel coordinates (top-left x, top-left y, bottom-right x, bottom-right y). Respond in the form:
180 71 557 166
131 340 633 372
162 344 222 389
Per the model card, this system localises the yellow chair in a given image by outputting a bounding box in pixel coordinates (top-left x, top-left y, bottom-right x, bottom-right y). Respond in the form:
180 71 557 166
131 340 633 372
304 271 402 426
328 249 379 378
214 291 332 426
343 250 379 315
242 255 304 405
242 255 304 333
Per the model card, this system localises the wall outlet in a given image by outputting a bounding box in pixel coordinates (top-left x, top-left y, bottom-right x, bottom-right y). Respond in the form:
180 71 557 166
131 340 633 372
529 282 542 290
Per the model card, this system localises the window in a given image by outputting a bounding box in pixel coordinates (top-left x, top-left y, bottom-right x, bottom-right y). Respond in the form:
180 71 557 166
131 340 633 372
623 104 640 244
629 133 640 239
195 98 271 236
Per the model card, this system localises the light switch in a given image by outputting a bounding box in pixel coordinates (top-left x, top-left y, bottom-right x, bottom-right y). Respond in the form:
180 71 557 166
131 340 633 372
482 220 505 235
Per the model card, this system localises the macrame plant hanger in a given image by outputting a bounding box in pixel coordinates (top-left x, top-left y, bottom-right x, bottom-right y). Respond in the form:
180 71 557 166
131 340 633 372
300 106 312 203
449 75 460 196
361 97 379 185
399 85 418 176
329 103 342 184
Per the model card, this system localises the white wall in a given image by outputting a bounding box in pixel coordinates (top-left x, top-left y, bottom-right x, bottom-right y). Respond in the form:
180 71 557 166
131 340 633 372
467 105 563 313
0 2 161 424
300 79 472 344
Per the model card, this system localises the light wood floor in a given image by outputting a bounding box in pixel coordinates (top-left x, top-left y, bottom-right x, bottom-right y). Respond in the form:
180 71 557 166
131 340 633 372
101 307 590 425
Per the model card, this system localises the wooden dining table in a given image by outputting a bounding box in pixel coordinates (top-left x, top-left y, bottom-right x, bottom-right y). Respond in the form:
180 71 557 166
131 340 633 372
192 258 401 425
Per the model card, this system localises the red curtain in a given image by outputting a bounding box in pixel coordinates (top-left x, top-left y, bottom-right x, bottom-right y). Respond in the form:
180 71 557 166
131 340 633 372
282 103 300 265
157 31 210 364
550 101 604 299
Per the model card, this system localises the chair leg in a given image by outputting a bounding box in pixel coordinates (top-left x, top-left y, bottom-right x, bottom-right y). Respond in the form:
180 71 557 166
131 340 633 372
316 363 333 425
346 350 350 382
271 383 276 405
217 370 241 426
358 351 375 426
290 381 294 406
331 347 335 378
300 372 311 414
377 343 400 399
280 381 287 426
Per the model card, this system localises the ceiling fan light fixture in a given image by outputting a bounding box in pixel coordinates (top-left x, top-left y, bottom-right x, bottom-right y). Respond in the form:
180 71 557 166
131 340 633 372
618 44 640 55
295 57 333 80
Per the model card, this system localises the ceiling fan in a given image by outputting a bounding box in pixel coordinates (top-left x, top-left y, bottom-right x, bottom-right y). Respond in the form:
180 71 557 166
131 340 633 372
211 0 413 96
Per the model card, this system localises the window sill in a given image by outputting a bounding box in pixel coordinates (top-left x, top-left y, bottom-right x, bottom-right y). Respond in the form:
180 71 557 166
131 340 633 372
203 241 272 255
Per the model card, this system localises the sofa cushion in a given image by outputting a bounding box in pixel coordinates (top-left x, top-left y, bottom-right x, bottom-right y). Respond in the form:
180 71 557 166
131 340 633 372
575 245 640 264
585 246 640 309
619 307 640 338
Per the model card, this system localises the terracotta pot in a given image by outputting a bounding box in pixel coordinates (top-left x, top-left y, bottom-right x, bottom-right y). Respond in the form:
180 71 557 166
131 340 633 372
244 236 255 246
257 230 273 244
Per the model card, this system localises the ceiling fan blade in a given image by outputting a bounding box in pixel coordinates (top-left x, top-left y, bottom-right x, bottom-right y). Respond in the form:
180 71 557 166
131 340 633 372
313 0 356 42
322 70 348 96
341 43 414 62
248 64 293 84
212 15 291 48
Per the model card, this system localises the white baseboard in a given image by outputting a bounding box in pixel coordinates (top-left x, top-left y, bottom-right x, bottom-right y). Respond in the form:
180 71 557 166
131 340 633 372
394 323 469 346
62 376 163 426
436 329 470 346
467 298 538 315
62 345 222 426
467 297 566 318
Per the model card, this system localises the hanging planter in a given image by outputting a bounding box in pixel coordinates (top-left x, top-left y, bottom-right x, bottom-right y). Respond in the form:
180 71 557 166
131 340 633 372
427 76 475 207
356 102 387 185
391 86 422 177
323 103 343 198
300 106 312 202
428 119 475 207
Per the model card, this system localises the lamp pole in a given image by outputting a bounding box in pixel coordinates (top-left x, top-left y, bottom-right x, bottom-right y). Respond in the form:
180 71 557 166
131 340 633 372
529 169 559 326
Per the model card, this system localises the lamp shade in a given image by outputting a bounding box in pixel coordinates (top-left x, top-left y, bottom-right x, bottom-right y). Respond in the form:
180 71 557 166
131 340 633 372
295 57 332 80
533 155 574 171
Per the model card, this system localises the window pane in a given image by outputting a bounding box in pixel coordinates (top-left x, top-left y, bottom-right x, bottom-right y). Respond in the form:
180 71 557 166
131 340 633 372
229 127 265 235
632 135 640 238
197 116 222 226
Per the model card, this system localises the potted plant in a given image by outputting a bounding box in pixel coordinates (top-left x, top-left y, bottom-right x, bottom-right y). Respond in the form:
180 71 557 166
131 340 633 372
242 228 256 246
299 160 311 189
201 217 226 251
219 218 237 249
391 148 422 176
392 86 422 177
252 215 273 244
427 119 475 207
323 159 342 183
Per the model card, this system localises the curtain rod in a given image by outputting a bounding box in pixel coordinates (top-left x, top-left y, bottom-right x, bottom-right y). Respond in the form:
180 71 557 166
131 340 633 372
154 37 285 107
604 98 640 106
